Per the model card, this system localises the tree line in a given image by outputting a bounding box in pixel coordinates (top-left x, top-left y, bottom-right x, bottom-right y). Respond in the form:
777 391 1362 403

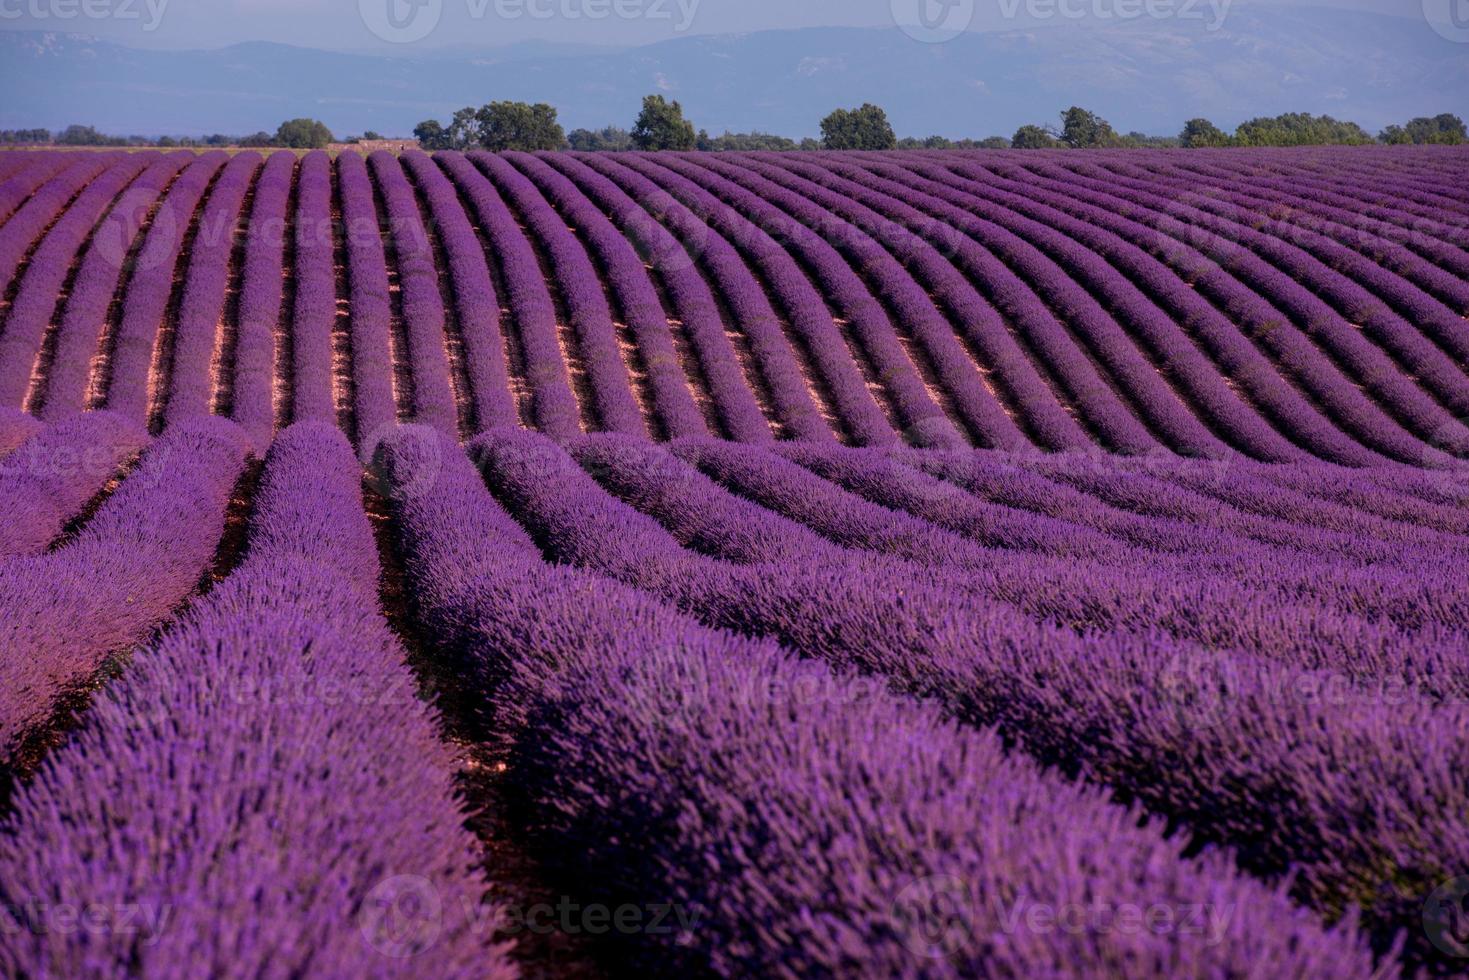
415 99 1468 152
6 105 1463 152
412 98 1008 152
0 119 352 150
1006 108 1467 149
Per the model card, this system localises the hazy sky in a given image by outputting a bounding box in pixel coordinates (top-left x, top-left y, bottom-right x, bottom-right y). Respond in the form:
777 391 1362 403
0 0 1429 51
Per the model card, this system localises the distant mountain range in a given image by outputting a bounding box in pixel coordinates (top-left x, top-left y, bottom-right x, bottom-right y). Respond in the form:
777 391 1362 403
2 7 1464 139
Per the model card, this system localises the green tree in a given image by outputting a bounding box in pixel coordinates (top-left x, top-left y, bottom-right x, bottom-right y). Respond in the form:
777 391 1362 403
57 124 107 146
894 135 1001 150
898 135 988 150
447 107 480 150
1059 106 1121 149
475 101 566 151
819 104 897 151
1011 124 1058 149
1379 113 1467 145
632 95 698 151
1119 131 1180 148
414 119 450 150
240 131 276 148
1180 118 1233 148
362 130 385 141
1234 113 1372 147
0 128 50 144
698 129 800 152
274 118 333 149
568 126 634 151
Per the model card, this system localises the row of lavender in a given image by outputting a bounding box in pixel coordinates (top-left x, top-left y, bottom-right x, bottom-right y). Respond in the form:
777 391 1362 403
0 396 1464 972
0 144 1465 974
0 420 514 976
477 427 1469 964
0 139 1451 449
0 146 1465 461
0 426 1386 975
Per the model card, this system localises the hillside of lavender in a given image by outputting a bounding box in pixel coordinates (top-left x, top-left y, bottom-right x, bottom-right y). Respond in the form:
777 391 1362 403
0 145 1467 976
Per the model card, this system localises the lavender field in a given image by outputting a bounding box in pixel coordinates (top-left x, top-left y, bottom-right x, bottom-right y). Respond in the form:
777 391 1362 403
0 144 1467 977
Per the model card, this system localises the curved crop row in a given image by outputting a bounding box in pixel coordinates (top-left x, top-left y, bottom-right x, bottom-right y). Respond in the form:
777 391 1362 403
1091 156 1469 416
0 153 153 409
0 416 250 770
1005 450 1469 572
818 154 1305 461
543 152 775 442
0 422 514 977
0 153 120 300
889 447 1468 628
335 150 395 440
289 150 337 427
874 154 1373 464
472 426 1467 970
1285 155 1469 219
922 153 1392 464
742 152 1156 451
399 149 518 432
103 152 228 424
1069 453 1469 556
36 154 191 422
379 424 1382 978
471 151 645 436
619 154 897 445
747 152 1090 451
230 150 294 450
671 153 966 448
703 154 1022 449
797 155 1228 457
1158 157 1469 311
368 151 461 436
0 410 148 559
774 440 1140 559
1245 461 1469 535
162 152 261 425
437 151 582 439
898 448 1469 639
0 151 41 181
624 434 1469 674
1263 166 1469 257
660 437 1468 671
1274 165 1469 246
892 441 1447 567
575 152 831 442
509 151 707 439
0 151 71 226
964 156 1441 464
1018 157 1464 460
